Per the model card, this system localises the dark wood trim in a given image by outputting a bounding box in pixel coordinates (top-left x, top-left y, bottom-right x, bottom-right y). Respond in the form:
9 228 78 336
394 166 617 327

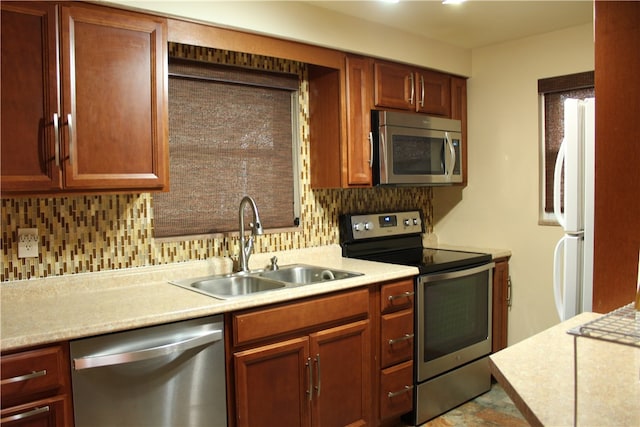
537 70 594 94
592 1 640 312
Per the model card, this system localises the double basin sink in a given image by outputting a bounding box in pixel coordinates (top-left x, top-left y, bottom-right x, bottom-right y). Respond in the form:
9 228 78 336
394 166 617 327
170 264 362 300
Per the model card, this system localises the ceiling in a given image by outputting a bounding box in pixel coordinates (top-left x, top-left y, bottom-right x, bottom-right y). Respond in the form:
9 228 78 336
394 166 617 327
305 1 593 49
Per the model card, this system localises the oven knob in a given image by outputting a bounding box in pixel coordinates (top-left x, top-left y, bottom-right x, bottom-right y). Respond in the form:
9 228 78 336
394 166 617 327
364 221 373 231
403 218 410 226
353 222 363 232
413 218 420 226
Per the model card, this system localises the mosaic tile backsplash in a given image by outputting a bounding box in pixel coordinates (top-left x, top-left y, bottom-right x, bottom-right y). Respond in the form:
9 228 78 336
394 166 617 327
1 43 434 282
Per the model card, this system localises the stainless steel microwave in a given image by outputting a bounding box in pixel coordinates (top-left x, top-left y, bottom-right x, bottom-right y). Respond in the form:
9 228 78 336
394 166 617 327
371 110 463 186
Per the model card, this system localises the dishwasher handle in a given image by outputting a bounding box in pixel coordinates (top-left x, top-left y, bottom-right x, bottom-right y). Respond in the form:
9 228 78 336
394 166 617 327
73 328 222 371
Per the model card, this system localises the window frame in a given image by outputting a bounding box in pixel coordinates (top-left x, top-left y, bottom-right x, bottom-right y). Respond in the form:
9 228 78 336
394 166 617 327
538 71 594 225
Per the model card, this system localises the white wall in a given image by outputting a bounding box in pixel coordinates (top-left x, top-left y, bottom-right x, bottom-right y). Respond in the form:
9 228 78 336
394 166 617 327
433 23 594 344
104 0 471 76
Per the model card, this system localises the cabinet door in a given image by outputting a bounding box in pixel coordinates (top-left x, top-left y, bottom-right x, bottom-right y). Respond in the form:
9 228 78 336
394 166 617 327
417 70 451 116
234 337 311 427
492 259 510 352
373 62 413 111
345 56 372 186
1 2 62 194
310 320 371 427
451 77 468 185
60 5 168 190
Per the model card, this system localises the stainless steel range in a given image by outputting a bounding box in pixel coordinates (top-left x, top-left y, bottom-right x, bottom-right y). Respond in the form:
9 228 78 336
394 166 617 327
340 210 494 425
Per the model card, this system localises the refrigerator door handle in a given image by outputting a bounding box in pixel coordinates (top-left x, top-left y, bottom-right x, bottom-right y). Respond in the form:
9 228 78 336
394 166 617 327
553 236 566 320
553 138 567 229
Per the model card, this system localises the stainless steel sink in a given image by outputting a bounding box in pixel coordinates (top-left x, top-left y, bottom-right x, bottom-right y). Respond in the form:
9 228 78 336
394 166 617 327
258 264 362 284
170 264 361 299
171 275 286 299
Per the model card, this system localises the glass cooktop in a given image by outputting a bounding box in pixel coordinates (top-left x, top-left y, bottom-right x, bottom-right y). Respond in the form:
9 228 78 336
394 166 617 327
345 245 491 275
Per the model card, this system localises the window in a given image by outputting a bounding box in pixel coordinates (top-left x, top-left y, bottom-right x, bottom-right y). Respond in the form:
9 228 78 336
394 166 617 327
538 71 594 224
153 56 301 238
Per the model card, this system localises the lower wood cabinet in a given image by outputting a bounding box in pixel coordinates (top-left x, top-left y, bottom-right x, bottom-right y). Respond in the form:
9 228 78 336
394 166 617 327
229 288 371 427
0 343 73 427
376 279 415 424
492 258 511 353
380 360 413 421
234 320 370 427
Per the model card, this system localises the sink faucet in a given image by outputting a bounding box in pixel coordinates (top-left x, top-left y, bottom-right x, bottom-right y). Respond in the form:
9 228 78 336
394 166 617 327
238 196 263 272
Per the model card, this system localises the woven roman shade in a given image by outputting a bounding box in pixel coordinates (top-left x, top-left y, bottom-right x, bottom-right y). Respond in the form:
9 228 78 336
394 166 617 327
153 59 299 237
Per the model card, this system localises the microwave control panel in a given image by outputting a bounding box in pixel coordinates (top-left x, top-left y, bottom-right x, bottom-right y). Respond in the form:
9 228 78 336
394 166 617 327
342 210 423 241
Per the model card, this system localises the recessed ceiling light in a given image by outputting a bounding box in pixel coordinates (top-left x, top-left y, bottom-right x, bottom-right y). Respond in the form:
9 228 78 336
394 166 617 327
443 0 466 4
380 0 400 3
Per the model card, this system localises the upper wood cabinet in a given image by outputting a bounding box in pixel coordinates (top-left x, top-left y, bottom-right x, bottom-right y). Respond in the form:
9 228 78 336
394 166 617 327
344 55 373 187
450 76 468 186
309 55 373 189
374 61 451 117
1 2 169 196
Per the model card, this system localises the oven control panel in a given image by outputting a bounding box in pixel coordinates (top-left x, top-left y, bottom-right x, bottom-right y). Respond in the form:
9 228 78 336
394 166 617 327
341 210 424 241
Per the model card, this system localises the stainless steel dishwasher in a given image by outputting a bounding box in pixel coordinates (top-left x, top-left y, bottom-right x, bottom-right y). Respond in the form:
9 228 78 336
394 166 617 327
70 315 226 427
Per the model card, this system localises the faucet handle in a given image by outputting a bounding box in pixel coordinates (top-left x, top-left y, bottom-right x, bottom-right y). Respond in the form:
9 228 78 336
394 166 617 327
270 256 279 271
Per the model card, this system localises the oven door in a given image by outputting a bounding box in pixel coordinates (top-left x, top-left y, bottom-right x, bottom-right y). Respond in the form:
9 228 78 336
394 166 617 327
416 262 494 382
377 125 462 185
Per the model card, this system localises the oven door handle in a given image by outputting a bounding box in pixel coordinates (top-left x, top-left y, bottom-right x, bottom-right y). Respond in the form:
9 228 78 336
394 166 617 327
419 262 495 284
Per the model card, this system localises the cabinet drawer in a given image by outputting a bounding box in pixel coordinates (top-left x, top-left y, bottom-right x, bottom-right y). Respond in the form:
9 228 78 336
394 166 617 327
380 360 413 420
381 309 414 368
233 289 369 346
0 395 67 427
381 279 414 313
1 345 67 407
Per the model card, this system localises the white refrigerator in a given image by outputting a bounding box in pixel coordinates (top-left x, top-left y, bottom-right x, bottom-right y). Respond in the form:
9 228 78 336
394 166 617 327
552 98 595 321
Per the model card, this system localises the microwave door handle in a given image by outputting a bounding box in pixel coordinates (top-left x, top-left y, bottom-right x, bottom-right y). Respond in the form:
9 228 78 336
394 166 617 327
380 131 388 179
445 132 456 177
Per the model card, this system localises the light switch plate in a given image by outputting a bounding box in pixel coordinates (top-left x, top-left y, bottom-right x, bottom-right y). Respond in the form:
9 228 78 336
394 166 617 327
18 228 39 258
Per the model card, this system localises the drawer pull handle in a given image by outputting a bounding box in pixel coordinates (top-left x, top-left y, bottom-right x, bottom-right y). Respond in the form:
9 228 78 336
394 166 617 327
388 334 414 346
388 385 413 399
0 369 47 385
0 405 50 423
388 291 414 302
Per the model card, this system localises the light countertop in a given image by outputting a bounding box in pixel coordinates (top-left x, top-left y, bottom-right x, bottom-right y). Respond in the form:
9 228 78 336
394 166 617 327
490 312 640 427
1 245 419 352
2 243 511 352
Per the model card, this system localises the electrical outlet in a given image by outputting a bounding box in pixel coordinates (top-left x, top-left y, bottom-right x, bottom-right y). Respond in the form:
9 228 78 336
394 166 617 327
18 228 39 258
